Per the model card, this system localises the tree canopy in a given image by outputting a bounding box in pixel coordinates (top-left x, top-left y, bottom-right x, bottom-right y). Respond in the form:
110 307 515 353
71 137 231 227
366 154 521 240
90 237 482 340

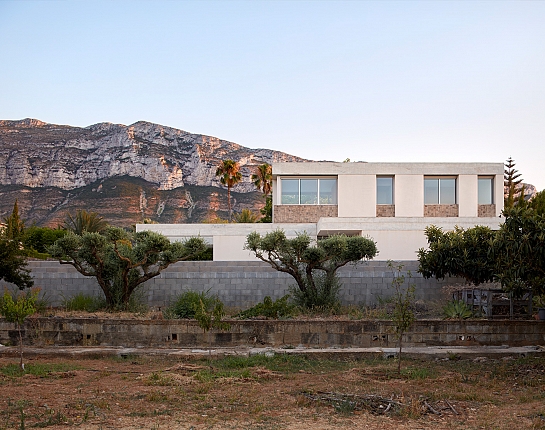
245 230 377 307
233 209 259 223
504 157 525 208
417 225 496 286
251 163 272 197
49 227 207 307
216 159 242 222
492 206 545 296
529 190 545 215
64 210 108 235
418 207 545 296
0 200 33 290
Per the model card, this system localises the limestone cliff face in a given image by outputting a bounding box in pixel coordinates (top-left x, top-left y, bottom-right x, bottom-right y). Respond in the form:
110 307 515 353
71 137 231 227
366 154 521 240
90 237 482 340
0 119 306 226
0 119 304 192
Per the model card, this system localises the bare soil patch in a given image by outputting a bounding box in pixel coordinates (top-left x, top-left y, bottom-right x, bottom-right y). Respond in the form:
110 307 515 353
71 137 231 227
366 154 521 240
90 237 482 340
1 354 544 429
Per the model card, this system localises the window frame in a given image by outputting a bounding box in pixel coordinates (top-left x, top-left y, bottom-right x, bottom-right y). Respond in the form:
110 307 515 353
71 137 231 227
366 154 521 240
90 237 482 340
376 176 394 205
424 176 457 205
279 177 338 205
478 176 494 205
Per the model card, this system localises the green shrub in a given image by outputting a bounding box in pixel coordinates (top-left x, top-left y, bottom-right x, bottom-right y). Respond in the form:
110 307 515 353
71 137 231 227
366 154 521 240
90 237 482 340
62 293 106 312
192 246 213 261
237 295 295 319
443 300 473 319
23 226 66 254
165 290 216 319
533 294 545 309
109 285 149 314
290 273 342 313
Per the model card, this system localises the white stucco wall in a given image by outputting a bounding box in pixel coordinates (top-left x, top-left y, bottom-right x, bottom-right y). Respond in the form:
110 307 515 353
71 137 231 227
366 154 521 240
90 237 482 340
458 175 478 217
395 175 424 216
495 174 504 216
137 223 317 262
337 174 375 217
368 230 427 260
213 236 255 261
316 217 503 261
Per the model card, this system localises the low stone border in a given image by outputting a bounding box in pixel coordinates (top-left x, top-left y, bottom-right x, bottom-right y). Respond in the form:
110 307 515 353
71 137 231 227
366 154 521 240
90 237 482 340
1 318 544 349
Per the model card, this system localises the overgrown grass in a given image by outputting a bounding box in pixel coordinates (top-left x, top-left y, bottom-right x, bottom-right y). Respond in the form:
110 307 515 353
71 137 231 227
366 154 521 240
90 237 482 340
164 290 217 319
236 295 296 319
0 362 80 378
60 289 148 314
205 353 353 374
400 366 437 380
61 293 106 312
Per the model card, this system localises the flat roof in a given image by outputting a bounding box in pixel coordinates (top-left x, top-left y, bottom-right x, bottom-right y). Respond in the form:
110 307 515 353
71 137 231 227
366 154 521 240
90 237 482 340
272 162 504 176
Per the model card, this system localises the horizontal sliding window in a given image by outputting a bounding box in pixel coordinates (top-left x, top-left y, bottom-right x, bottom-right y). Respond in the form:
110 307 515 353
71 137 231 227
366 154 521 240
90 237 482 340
280 178 337 205
424 178 456 204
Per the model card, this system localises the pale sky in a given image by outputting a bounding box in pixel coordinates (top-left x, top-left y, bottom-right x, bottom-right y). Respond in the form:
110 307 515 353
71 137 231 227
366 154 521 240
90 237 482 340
1 1 544 190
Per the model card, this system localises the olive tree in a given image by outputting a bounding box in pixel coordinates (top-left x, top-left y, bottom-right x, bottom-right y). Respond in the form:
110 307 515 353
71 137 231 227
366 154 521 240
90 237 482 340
245 230 377 308
49 227 206 308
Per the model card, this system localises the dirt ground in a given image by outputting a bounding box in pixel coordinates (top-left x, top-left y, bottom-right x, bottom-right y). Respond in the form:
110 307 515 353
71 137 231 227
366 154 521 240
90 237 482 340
1 353 544 430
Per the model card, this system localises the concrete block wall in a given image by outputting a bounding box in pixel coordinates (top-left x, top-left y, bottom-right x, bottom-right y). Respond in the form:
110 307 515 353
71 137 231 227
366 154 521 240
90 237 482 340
0 260 462 309
1 318 543 349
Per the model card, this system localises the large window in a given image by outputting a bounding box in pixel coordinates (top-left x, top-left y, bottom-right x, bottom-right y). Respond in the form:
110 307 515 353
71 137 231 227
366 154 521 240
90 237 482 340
280 178 337 205
424 178 456 204
300 179 318 204
478 177 494 205
376 176 394 205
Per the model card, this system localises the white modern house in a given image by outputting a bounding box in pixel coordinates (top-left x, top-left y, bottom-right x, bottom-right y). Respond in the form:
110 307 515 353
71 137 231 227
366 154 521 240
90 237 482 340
137 161 504 261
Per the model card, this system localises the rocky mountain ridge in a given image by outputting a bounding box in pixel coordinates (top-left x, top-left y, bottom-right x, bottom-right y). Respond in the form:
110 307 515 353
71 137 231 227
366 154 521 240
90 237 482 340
0 118 303 192
0 119 305 225
1 119 537 227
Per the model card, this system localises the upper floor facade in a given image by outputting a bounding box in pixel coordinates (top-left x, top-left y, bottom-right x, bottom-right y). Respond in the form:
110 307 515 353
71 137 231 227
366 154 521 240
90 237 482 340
272 162 504 223
138 161 504 261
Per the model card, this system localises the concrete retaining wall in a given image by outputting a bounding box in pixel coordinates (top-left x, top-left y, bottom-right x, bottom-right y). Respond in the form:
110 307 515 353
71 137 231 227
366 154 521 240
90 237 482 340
1 318 543 349
1 260 463 309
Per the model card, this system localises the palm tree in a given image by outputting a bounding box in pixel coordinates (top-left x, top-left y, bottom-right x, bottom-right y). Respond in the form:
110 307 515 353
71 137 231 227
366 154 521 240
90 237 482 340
251 163 272 197
64 210 108 235
252 163 273 223
215 159 242 222
234 209 259 223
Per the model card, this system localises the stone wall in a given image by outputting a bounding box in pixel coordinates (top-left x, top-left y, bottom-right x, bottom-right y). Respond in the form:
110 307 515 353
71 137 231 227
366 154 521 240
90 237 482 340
1 318 543 349
2 260 463 309
376 205 395 217
424 204 459 217
273 205 338 223
478 204 496 217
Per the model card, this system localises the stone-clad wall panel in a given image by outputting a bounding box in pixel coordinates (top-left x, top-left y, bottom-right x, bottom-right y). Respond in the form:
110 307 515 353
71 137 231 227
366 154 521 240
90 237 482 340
273 205 338 223
424 204 459 217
